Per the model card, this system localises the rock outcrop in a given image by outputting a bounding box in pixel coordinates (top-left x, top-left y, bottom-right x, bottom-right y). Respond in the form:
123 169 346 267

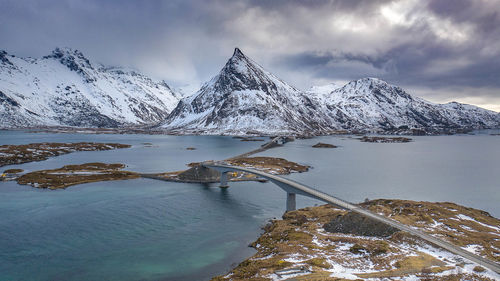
323 211 399 237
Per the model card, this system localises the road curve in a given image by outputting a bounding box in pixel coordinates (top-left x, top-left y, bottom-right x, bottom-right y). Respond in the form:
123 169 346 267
202 161 500 274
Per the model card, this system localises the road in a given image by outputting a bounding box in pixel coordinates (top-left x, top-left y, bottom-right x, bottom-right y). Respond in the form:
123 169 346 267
226 136 282 160
202 161 500 274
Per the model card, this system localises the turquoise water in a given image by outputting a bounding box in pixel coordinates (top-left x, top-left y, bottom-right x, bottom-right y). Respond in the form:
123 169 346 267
0 130 499 280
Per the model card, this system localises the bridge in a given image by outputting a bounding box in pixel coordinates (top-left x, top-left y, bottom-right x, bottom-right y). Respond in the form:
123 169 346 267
202 161 500 274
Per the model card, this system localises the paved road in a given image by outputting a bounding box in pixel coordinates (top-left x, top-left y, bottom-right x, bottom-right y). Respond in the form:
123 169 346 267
226 136 282 160
202 161 500 274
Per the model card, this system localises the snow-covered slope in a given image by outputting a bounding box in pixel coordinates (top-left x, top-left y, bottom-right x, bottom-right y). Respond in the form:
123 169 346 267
162 48 331 134
314 78 500 132
3 47 498 134
437 101 500 129
306 83 341 96
0 48 180 128
163 49 499 135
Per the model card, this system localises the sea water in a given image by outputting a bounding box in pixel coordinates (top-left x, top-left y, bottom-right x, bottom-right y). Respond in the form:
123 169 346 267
0 130 498 280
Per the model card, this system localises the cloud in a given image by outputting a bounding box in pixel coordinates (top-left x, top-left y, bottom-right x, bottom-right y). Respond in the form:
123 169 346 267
0 0 499 111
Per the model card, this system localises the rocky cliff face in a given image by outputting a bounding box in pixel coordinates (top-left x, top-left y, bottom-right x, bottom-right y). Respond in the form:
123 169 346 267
0 48 180 128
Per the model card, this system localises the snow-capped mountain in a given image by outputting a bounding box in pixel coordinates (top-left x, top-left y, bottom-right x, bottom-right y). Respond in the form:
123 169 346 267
162 49 499 135
2 47 498 134
313 77 500 133
161 48 331 134
0 48 180 128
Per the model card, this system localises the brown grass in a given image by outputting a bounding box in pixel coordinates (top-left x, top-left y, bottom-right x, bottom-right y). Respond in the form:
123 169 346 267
0 142 130 167
4 168 23 174
226 156 309 174
361 199 500 262
211 200 499 280
16 162 139 189
357 253 447 278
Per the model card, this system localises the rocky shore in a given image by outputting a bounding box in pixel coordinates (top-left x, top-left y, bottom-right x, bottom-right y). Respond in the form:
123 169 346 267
358 136 412 143
312 142 337 148
151 156 309 183
212 200 500 280
16 162 139 189
2 136 308 188
0 142 130 167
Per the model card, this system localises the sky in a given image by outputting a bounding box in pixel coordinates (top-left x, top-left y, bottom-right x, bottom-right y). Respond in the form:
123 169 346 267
1 0 499 111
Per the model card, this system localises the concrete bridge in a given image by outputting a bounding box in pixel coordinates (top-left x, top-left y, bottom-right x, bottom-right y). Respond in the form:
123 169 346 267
202 161 500 274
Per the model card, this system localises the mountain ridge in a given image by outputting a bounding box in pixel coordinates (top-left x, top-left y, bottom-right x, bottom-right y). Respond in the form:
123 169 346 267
0 47 180 128
161 48 500 135
161 47 332 134
1 47 498 134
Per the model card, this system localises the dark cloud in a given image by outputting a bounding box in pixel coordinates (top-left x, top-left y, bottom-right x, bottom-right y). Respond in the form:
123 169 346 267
0 0 499 111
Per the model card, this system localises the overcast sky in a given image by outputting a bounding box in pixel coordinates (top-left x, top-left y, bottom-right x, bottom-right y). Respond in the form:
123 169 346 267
1 0 499 111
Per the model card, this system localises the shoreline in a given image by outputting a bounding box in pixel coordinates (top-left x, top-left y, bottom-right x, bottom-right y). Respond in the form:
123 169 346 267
4 136 305 189
212 200 500 280
1 125 491 136
0 131 499 280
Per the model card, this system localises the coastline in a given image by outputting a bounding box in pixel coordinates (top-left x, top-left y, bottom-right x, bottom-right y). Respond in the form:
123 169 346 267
0 132 500 280
212 200 500 280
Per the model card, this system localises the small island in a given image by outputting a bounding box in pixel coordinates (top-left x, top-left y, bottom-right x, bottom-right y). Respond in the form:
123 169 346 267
233 136 265 142
226 157 309 175
212 199 499 280
4 168 24 174
0 142 131 167
16 162 139 189
312 142 337 148
153 156 310 183
359 136 412 143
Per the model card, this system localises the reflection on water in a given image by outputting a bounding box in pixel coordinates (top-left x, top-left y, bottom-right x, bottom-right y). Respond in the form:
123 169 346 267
0 130 498 280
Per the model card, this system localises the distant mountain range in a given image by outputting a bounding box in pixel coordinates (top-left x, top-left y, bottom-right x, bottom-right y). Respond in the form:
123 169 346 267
161 48 500 135
1 47 499 135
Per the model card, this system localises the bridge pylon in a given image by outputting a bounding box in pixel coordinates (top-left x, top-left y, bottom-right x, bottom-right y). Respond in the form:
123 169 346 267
286 193 296 212
219 172 229 188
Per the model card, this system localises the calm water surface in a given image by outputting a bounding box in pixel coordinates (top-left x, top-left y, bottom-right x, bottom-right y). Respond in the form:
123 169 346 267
0 130 499 280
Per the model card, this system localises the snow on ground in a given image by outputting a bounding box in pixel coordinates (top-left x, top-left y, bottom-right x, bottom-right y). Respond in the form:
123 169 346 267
260 222 499 280
463 244 484 255
326 263 361 280
455 214 500 232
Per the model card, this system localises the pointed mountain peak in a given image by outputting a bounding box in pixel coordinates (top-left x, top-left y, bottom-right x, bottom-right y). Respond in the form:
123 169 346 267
191 47 299 102
218 47 261 78
227 47 251 65
232 47 244 57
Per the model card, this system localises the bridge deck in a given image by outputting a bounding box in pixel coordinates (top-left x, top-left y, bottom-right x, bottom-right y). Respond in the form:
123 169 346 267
202 161 500 274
